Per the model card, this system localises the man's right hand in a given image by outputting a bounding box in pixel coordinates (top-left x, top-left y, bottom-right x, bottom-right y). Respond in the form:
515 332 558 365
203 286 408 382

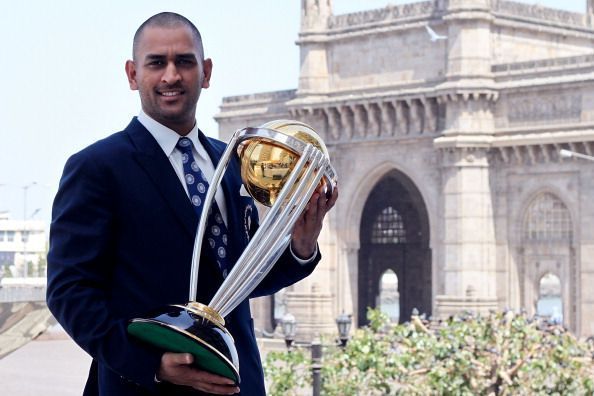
157 352 240 395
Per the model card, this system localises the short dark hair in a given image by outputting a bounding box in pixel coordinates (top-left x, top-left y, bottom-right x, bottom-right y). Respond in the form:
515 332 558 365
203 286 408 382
133 12 204 61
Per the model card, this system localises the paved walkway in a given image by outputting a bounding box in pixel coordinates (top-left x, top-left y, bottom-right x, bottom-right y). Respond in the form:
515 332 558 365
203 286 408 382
0 327 90 395
0 326 287 395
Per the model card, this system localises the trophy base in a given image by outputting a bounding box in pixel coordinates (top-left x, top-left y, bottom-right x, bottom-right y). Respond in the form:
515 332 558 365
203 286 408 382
127 302 240 385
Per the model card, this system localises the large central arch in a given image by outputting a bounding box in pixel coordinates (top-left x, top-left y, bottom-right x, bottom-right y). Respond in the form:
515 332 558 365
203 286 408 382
358 169 431 326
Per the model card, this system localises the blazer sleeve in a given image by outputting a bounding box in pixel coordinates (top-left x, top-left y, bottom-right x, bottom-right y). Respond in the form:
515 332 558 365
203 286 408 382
46 151 161 393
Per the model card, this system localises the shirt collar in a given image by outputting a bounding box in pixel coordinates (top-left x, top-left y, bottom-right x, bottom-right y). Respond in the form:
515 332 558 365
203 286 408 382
137 110 200 157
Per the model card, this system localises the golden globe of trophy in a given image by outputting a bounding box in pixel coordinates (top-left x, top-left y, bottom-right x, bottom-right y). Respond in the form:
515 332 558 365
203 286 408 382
128 120 337 385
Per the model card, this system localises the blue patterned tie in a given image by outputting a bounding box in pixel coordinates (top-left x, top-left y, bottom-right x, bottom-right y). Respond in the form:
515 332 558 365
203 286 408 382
176 137 230 278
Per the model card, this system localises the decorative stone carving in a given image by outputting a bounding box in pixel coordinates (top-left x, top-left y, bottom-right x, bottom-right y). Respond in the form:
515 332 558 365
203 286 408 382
394 101 407 136
222 89 296 105
352 104 366 138
540 144 551 163
314 97 441 142
323 106 340 140
493 0 586 27
512 146 523 164
364 102 381 137
494 142 594 165
584 141 593 157
493 54 594 74
409 99 423 135
379 101 395 137
422 97 437 134
327 0 585 31
328 1 436 30
439 146 490 167
507 93 581 125
302 0 332 31
339 105 353 140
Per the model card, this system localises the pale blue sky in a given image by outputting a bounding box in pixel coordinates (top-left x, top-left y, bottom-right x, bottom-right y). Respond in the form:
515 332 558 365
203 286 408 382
0 0 586 228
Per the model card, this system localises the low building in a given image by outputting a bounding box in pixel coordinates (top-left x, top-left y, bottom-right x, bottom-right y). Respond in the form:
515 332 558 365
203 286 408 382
0 212 46 279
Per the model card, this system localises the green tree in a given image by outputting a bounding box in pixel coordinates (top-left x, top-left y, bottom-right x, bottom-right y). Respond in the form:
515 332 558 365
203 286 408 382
2 263 13 278
265 347 310 396
37 254 48 277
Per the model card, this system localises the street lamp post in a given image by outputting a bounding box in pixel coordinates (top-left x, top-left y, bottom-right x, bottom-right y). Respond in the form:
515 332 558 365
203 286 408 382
311 338 322 396
280 313 297 349
336 313 352 348
280 313 353 396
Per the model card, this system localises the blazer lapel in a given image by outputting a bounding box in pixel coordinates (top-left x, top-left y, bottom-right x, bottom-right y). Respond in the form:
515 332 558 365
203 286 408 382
125 118 197 238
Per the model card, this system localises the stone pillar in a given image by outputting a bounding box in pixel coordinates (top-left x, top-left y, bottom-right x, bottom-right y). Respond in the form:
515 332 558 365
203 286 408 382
588 0 594 26
301 0 332 31
580 243 594 336
434 0 498 316
445 0 493 80
249 295 274 332
579 163 594 336
442 94 495 137
338 246 357 323
435 147 498 318
297 0 332 95
284 282 335 341
283 207 338 341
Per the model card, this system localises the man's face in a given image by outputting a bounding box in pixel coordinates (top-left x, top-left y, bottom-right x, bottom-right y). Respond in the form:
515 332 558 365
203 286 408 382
125 25 212 134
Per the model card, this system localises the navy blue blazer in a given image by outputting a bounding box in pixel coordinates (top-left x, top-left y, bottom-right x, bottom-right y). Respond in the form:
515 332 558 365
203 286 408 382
46 118 320 396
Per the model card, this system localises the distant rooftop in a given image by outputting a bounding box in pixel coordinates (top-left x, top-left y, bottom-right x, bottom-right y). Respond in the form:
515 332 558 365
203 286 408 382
222 89 297 105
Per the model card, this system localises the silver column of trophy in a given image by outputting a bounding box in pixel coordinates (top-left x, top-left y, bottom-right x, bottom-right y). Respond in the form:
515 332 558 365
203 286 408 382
128 120 337 385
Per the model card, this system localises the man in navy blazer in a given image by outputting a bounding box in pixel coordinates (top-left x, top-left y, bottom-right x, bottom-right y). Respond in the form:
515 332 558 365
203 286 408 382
46 12 337 396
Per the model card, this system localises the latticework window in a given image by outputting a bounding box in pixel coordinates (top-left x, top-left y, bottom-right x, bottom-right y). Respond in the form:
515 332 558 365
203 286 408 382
372 207 406 244
523 193 572 242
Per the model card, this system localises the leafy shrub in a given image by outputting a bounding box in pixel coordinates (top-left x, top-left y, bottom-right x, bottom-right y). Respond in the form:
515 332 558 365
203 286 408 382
264 347 310 396
265 309 594 395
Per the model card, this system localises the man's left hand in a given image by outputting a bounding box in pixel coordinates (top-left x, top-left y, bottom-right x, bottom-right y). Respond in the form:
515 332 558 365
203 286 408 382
291 184 338 259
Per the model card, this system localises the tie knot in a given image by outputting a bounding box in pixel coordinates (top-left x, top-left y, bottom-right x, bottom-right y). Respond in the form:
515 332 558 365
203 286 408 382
177 137 193 153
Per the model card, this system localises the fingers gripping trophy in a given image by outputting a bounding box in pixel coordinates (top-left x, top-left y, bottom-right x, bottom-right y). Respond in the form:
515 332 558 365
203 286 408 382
127 120 337 384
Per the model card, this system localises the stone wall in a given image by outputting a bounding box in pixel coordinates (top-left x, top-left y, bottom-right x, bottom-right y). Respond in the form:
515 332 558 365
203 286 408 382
215 90 296 142
0 285 46 303
326 30 447 91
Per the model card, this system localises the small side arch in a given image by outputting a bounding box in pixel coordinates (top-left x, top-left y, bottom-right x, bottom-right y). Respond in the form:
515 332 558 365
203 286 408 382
517 190 575 330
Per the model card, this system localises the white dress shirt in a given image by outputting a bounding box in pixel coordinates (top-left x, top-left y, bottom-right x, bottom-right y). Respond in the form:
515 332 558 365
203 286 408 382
138 110 229 225
137 111 316 264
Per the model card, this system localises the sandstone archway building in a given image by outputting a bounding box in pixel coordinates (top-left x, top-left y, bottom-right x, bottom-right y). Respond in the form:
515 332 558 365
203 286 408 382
216 0 594 338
